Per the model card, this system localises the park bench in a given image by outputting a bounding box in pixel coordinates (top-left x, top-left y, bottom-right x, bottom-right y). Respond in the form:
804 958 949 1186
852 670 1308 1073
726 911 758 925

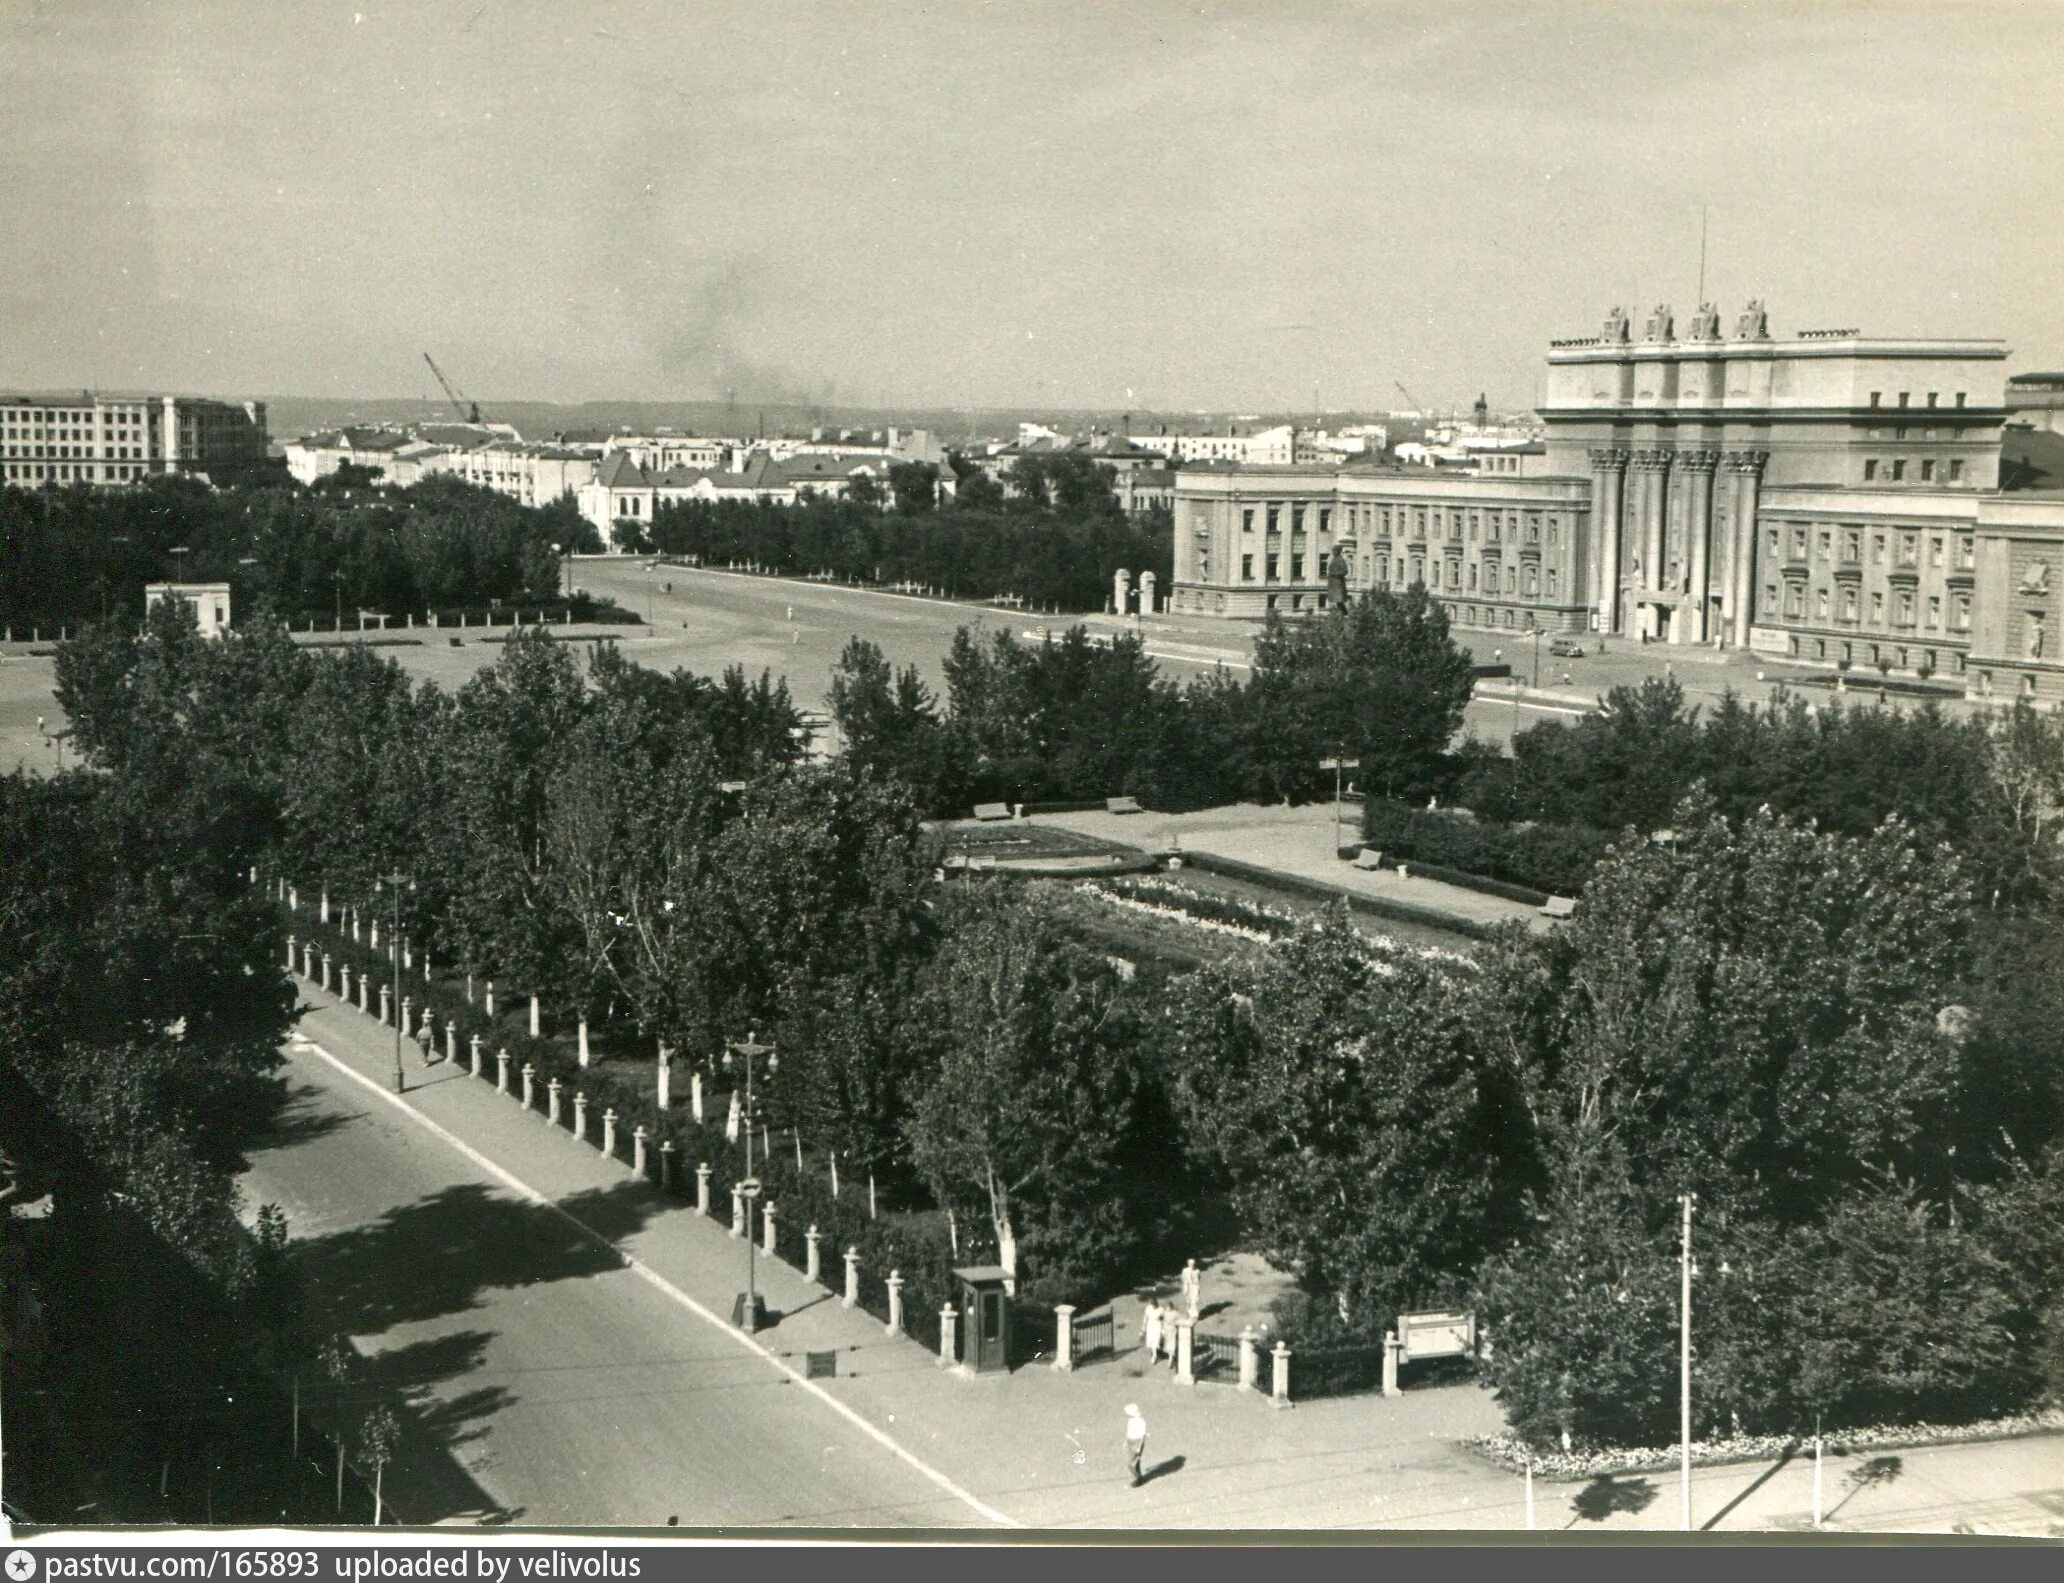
972 802 1013 822
1105 796 1144 815
1353 848 1385 871
1541 895 1578 919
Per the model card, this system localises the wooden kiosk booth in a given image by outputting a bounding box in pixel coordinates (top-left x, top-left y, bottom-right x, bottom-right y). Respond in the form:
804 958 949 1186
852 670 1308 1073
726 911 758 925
954 1265 1012 1374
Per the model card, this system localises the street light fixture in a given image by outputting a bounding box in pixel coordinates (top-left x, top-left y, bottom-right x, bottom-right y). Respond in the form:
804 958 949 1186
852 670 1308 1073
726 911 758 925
169 544 191 581
1680 1191 1695 1533
376 871 414 1094
724 1033 778 1333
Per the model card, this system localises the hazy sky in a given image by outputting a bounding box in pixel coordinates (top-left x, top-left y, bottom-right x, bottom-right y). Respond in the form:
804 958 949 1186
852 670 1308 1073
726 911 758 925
3 0 2058 414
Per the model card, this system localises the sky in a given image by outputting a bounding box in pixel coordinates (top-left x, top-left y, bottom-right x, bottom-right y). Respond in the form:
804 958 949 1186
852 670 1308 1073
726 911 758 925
2 0 2059 415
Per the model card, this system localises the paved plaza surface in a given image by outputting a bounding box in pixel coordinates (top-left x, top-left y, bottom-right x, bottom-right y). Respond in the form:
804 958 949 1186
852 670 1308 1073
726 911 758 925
242 970 2064 1535
1036 803 1549 933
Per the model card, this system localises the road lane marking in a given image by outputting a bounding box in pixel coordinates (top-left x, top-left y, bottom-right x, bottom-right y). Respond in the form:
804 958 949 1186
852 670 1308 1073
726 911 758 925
288 1031 1021 1529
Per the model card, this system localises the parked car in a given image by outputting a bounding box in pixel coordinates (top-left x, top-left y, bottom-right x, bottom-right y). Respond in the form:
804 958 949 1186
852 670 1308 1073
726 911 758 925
1548 637 1588 659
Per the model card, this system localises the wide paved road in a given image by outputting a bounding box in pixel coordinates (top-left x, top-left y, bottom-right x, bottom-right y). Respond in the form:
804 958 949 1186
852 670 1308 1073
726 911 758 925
568 558 1597 749
240 1000 1002 1530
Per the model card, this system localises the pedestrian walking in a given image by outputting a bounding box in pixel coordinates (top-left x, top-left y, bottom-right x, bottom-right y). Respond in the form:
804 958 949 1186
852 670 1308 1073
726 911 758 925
1123 1404 1147 1488
1141 1298 1163 1362
1180 1258 1202 1321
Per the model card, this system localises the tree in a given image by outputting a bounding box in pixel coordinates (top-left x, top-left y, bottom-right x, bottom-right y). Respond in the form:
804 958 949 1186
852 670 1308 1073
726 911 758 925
358 1405 400 1524
1529 794 1974 1226
441 630 590 1008
1165 912 1521 1327
952 467 1004 512
1250 586 1475 806
903 888 1145 1298
827 637 951 807
888 461 939 515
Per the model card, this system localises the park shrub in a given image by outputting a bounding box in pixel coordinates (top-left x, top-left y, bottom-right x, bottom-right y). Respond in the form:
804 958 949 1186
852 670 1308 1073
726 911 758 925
1360 798 1612 897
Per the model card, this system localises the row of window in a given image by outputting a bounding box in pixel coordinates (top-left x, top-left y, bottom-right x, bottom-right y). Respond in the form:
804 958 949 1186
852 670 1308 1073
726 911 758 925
1 407 145 424
1862 457 1963 483
1226 502 1563 546
1869 391 1966 409
1789 635 1966 677
1771 524 1975 570
1763 582 1972 631
3 444 149 460
1221 545 1569 603
2 462 150 482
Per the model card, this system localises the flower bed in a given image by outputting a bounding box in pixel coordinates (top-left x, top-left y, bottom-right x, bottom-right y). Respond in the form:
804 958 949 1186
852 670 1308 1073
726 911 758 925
1470 1406 2064 1482
1077 875 1478 972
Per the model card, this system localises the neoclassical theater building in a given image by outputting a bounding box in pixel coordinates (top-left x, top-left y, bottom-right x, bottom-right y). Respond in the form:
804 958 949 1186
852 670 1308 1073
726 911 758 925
1170 303 2064 706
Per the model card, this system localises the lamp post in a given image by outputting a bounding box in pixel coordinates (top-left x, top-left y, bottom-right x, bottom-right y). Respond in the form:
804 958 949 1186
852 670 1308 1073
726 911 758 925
724 1033 777 1332
332 570 344 631
1680 1191 1695 1533
551 542 566 601
169 544 190 582
377 871 413 1094
1530 624 1544 691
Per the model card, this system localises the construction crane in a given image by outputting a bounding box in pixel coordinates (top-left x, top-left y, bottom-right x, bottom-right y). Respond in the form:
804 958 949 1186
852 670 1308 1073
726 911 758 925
422 353 482 424
1393 380 1425 415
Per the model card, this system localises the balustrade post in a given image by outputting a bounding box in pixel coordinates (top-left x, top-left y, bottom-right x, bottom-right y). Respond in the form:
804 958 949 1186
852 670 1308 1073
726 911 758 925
1053 1304 1076 1373
842 1248 860 1309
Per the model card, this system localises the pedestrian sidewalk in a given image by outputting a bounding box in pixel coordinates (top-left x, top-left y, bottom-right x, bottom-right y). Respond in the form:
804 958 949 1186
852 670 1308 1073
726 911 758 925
288 982 2064 1534
288 983 1515 1530
1042 804 1549 934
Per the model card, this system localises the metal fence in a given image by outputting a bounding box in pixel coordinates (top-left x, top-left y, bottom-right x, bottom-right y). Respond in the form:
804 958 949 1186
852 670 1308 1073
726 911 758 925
1192 1329 1244 1384
1293 1344 1388 1400
1072 1308 1116 1365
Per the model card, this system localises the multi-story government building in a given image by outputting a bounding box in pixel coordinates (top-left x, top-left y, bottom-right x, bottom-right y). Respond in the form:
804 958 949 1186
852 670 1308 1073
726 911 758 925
1171 301 2064 707
1 392 270 488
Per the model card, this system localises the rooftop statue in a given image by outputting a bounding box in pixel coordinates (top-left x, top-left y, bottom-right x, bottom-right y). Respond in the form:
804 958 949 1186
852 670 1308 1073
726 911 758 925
1735 299 1770 339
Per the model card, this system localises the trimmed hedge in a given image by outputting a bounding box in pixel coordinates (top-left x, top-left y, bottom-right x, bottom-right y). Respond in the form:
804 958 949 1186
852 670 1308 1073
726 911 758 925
1353 849 1552 908
1360 799 1613 898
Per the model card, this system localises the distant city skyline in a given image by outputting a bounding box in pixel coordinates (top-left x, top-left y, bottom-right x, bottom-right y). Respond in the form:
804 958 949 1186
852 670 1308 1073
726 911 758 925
3 1 2058 415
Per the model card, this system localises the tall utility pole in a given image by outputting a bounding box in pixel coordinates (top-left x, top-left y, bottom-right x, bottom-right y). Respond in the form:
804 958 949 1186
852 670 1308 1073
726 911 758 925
726 1034 776 1333
381 871 410 1094
1680 1191 1696 1532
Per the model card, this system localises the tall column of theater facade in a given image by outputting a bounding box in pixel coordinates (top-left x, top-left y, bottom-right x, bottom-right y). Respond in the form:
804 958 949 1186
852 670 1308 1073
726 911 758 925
1588 448 1628 632
1626 450 1668 637
1676 450 1719 643
1724 450 1768 649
